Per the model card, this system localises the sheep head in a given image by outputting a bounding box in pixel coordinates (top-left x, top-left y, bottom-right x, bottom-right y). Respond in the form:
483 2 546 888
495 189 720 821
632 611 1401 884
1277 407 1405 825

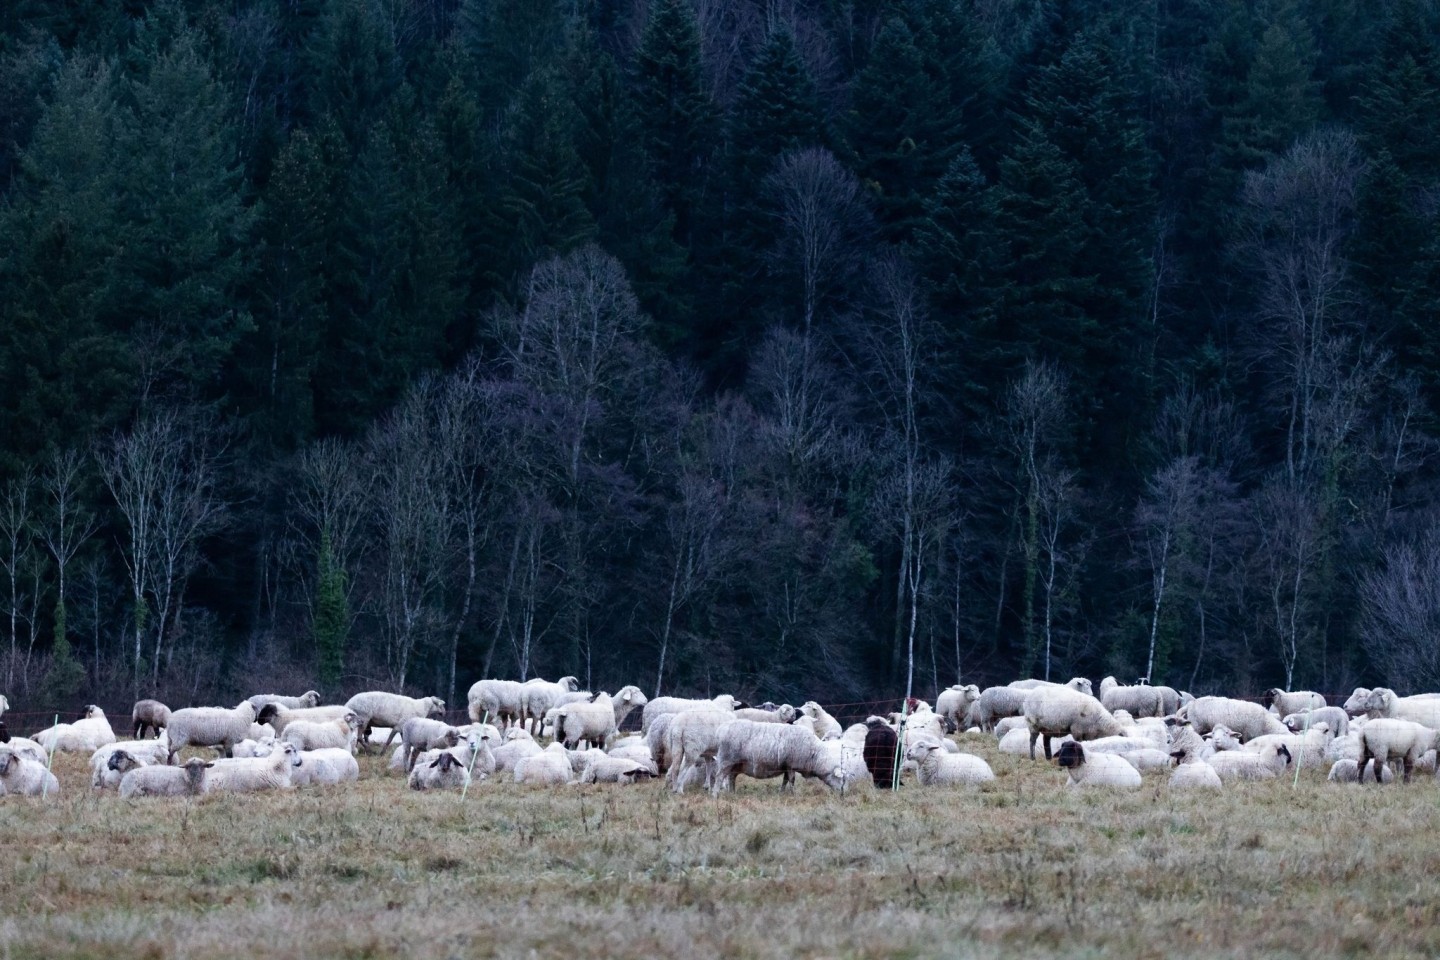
904 740 940 763
301 691 322 707
558 677 580 692
431 753 460 772
106 750 138 773
1056 741 1086 769
0 747 15 775
425 698 446 716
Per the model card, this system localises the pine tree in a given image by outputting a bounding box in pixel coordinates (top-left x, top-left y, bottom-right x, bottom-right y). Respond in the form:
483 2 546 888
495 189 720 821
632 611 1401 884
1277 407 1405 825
309 0 398 153
728 27 827 190
456 0 566 116
313 529 348 689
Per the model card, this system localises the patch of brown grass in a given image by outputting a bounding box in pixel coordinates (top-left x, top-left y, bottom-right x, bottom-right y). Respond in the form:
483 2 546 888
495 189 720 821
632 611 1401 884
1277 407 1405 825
1 736 1437 958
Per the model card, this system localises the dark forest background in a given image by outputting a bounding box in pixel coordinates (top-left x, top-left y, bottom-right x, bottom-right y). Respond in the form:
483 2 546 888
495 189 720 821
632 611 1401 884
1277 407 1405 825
4 0 1440 710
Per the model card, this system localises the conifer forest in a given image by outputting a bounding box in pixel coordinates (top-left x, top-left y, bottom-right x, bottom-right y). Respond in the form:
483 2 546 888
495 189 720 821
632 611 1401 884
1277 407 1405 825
3 0 1440 710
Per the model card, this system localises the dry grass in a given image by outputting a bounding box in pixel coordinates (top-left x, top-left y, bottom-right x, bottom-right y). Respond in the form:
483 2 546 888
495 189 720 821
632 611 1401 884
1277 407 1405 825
2 735 1439 959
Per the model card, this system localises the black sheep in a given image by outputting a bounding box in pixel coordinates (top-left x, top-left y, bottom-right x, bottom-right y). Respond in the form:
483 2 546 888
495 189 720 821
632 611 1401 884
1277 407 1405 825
863 719 900 789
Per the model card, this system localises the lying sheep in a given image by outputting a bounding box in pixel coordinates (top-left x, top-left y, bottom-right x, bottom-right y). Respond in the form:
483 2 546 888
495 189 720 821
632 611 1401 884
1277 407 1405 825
607 735 654 769
935 685 981 730
993 716 1029 740
578 752 655 784
905 737 994 786
1357 718 1440 784
34 705 116 754
344 692 445 753
710 720 850 795
247 691 322 712
131 699 171 739
1168 743 1222 790
400 718 461 772
1283 707 1349 737
119 757 212 798
232 735 277 759
514 742 574 785
0 724 47 765
0 745 59 796
417 729 496 780
91 739 169 788
1176 696 1288 742
467 679 524 728
999 726 1071 756
291 748 360 787
255 702 352 737
205 742 301 794
1328 758 1392 783
1208 742 1292 782
1055 740 1141 789
1024 687 1123 760
641 694 742 735
98 749 149 790
491 727 542 774
409 751 470 790
1264 688 1326 717
168 702 260 761
1245 725 1332 768
282 713 358 754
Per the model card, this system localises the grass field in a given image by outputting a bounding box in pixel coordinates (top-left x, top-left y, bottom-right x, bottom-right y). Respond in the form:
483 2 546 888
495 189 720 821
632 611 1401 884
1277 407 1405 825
2 734 1439 959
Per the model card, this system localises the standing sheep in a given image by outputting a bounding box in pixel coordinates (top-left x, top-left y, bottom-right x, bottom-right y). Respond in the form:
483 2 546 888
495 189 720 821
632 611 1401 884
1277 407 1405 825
1357 718 1440 784
556 691 640 750
519 676 581 732
119 757 213 798
467 679 525 728
0 745 60 796
1264 689 1327 717
1054 741 1142 789
799 702 843 740
661 707 734 793
400 718 461 772
167 702 259 761
1362 688 1440 730
710 720 851 795
641 694 742 735
935 685 981 730
254 703 350 737
344 692 446 753
974 686 1029 732
1176 696 1289 742
862 719 900 789
281 713 359 753
1023 688 1124 760
1098 678 1167 719
131 700 171 739
905 737 995 786
247 691 322 712
1283 707 1349 737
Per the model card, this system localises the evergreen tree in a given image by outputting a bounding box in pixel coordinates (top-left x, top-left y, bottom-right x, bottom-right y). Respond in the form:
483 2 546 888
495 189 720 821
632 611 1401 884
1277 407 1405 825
309 0 398 153
456 0 566 116
313 529 348 689
728 27 827 191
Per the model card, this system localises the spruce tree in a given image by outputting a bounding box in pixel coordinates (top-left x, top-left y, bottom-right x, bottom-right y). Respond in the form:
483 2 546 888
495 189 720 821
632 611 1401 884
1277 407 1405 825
313 530 348 689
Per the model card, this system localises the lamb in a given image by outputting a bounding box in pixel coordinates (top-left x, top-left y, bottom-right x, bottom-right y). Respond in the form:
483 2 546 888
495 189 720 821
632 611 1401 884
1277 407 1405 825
0 745 58 796
204 742 302 794
1054 740 1141 789
1283 707 1349 737
799 702 843 740
662 707 735 792
281 713 359 753
344 692 446 752
1023 687 1124 760
556 688 650 750
400 717 461 771
467 679 525 728
1167 742 1222 790
1207 742 1292 782
905 737 995 786
1362 688 1440 730
34 705 116 753
290 748 360 787
935 685 981 730
247 691 322 712
519 676 582 732
514 741 575 785
1098 678 1167 718
1328 758 1393 783
862 719 900 789
131 699 171 739
1175 696 1288 742
491 727 543 773
1357 718 1440 784
641 694 742 735
408 751 470 790
710 720 851 795
119 757 212 798
167 702 260 761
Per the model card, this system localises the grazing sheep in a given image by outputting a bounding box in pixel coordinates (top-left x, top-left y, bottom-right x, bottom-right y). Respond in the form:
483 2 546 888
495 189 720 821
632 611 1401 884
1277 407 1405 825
1283 707 1349 737
1023 688 1124 760
467 679 525 728
710 720 851 795
1055 741 1141 789
519 676 582 732
247 691 322 712
34 705 116 754
799 702 843 740
556 688 649 750
291 748 360 787
344 692 445 753
408 751 470 790
400 718 461 772
204 742 302 794
817 740 870 792
1175 696 1288 742
491 727 543 774
1264 688 1326 717
0 745 57 796
168 702 260 761
119 757 212 798
1098 678 1167 719
935 685 981 730
641 694 742 735
131 699 171 739
1208 743 1293 782
514 741 575 785
1362 688 1440 730
1329 758 1393 783
863 720 900 789
281 713 358 754
905 737 995 786
1168 743 1222 790
1357 718 1440 784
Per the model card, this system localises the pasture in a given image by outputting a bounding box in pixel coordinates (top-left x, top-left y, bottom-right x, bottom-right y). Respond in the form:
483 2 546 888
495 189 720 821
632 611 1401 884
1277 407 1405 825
2 735 1437 959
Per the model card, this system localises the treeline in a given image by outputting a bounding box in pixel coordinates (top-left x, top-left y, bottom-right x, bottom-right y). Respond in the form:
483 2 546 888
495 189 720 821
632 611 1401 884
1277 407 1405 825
3 0 1440 709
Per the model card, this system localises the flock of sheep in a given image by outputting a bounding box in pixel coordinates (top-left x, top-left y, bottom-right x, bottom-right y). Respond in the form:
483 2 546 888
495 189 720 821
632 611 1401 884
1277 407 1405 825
0 674 1437 800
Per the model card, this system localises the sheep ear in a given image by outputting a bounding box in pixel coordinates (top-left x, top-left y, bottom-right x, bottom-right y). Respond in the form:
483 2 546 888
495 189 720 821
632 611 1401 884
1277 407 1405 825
204 762 215 769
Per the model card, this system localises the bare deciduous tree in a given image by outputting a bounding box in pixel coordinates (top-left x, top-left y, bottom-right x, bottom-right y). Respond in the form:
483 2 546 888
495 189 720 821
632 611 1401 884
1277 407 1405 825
1361 521 1440 690
40 448 97 648
0 472 41 691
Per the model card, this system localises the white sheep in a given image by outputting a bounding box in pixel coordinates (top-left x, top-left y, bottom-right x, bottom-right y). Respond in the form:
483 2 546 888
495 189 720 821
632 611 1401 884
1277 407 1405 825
491 727 542 773
399 717 461 771
1362 688 1440 730
0 728 46 765
993 716 1029 740
519 676 581 732
131 699 171 739
1207 742 1292 782
90 739 169 788
1023 687 1123 760
974 686 1028 731
514 741 575 785
1357 718 1440 784
817 740 870 792
119 757 213 798
1282 707 1349 737
232 735 277 759
204 742 301 793
34 705 116 753
1244 725 1332 768
0 694 7 719
0 745 58 796
1167 741 1222 790
291 748 360 787
1263 688 1326 717
281 713 358 753
168 702 261 760
1009 677 1093 695
999 726 1071 756
97 749 151 790
1175 696 1288 742
710 720 850 795
644 713 676 773
1342 687 1372 717
1098 678 1167 718
556 688 649 750
467 679 525 728
733 704 797 723
905 737 994 786
662 707 734 793
935 685 981 730
1054 741 1141 789
577 752 655 784
1328 758 1393 783
408 751 470 790
344 692 445 752
246 691 322 711
799 701 843 740
641 694 742 735
607 735 654 769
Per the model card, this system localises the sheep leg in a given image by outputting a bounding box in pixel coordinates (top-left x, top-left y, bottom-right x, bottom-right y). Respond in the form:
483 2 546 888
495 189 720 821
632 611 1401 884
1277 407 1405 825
1044 734 1055 761
1028 728 1040 761
378 725 399 756
1403 758 1414 785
